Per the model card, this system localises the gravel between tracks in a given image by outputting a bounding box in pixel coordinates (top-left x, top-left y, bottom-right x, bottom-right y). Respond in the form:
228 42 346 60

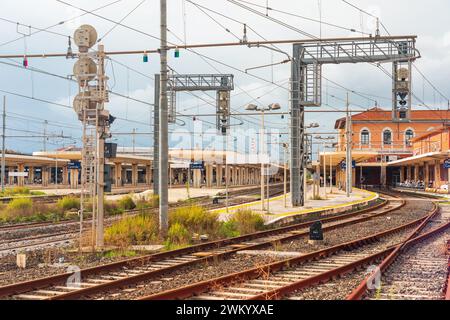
286 209 450 300
0 249 150 287
280 198 433 253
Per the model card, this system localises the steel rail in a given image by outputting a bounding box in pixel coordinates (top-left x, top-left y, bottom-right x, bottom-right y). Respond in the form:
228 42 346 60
140 203 436 300
0 195 393 299
251 203 442 300
346 202 445 300
446 240 450 300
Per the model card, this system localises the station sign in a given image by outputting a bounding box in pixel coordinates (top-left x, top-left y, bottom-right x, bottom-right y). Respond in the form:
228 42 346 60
444 159 450 169
340 160 356 170
190 161 205 170
68 161 82 170
9 172 28 177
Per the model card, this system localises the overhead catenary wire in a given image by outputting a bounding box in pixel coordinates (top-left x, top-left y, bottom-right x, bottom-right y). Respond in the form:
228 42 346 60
0 0 125 49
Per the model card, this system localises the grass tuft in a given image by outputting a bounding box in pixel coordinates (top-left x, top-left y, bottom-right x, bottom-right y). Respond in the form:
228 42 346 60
57 196 80 211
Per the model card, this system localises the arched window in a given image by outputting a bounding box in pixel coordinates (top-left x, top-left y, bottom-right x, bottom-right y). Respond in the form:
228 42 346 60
405 129 414 146
383 129 392 146
361 129 370 145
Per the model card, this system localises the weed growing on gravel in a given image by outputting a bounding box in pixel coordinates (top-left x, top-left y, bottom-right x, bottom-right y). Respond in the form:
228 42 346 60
104 214 159 248
167 222 190 245
135 195 160 210
57 196 80 211
118 195 136 210
170 205 220 237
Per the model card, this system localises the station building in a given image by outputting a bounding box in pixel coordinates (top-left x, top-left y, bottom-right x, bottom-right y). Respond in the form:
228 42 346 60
320 107 450 188
0 147 284 190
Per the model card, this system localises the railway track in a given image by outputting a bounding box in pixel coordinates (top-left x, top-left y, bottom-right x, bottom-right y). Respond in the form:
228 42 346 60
0 193 397 300
0 185 288 254
347 210 450 300
0 184 284 234
140 199 439 301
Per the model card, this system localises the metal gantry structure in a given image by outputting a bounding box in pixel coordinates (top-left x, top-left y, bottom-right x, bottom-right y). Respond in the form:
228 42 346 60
167 74 234 133
290 35 419 207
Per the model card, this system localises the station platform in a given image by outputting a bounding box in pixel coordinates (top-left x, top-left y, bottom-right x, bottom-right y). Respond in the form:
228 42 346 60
211 187 379 225
392 187 450 200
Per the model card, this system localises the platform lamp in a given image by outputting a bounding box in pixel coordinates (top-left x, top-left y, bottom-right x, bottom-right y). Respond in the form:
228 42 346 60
315 136 336 197
245 103 281 212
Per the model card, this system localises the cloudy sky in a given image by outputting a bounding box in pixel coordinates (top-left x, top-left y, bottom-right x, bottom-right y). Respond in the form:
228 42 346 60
0 0 449 157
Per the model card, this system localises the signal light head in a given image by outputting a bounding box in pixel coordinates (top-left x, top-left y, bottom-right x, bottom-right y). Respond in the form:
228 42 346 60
174 47 180 58
23 56 28 68
143 53 149 63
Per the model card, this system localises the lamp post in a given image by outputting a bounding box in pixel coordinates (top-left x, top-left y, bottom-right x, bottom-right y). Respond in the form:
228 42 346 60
245 103 281 212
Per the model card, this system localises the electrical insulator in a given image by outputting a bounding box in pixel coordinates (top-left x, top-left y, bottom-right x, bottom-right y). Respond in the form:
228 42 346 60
66 36 73 59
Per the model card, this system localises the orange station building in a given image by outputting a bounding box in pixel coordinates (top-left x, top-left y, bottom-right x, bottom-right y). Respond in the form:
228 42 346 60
320 107 450 188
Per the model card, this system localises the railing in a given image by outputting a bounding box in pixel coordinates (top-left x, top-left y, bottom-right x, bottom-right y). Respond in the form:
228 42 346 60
413 141 442 156
336 142 413 154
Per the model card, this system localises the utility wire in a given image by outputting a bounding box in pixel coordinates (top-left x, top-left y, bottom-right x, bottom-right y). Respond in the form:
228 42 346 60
0 0 124 48
232 0 370 35
97 0 147 43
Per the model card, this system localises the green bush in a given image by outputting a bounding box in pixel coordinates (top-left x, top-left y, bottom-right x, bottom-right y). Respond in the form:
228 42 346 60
135 195 160 210
104 215 159 248
2 187 31 197
170 205 220 236
105 200 124 216
225 210 266 236
57 196 80 211
167 223 190 245
1 198 34 220
219 220 240 238
8 198 33 211
118 196 136 210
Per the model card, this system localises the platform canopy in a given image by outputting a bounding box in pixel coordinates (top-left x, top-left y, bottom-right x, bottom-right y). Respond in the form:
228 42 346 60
319 151 379 167
0 153 69 167
33 151 152 166
387 151 450 166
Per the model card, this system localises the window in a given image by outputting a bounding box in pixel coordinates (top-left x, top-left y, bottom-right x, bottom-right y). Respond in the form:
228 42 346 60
361 129 370 146
405 129 414 146
383 129 392 145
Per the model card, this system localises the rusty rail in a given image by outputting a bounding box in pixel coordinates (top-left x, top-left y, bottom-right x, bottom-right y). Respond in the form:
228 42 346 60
346 203 444 300
140 204 435 301
445 240 450 300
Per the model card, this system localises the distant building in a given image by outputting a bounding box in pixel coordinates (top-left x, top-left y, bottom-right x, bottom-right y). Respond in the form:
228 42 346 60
326 107 450 187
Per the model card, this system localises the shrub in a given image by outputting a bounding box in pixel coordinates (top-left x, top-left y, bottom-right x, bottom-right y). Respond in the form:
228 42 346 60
2 187 31 197
8 197 33 211
57 196 80 211
226 210 266 236
170 205 220 236
167 223 190 245
104 215 158 248
219 220 240 238
1 198 33 220
135 195 160 210
118 196 136 210
105 200 124 216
